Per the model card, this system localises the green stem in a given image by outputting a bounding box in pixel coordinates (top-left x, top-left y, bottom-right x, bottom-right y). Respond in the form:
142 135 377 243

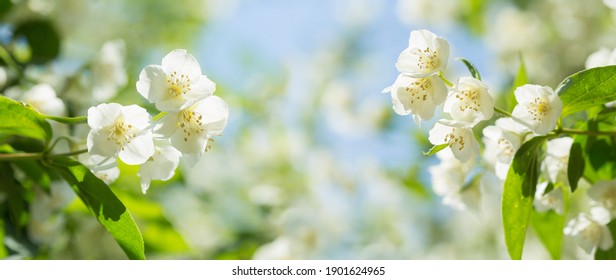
152 111 167 122
42 114 88 124
559 128 616 137
50 149 88 158
438 71 454 87
0 149 88 162
494 107 514 118
0 44 21 74
0 152 41 162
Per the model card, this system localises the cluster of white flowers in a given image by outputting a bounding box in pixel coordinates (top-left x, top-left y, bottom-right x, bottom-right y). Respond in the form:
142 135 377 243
385 29 567 211
86 49 229 194
383 29 491 163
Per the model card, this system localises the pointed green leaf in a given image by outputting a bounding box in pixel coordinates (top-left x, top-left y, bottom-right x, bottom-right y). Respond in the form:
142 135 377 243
0 95 52 144
423 144 448 156
567 141 584 192
556 66 616 117
48 156 145 260
531 209 565 260
0 219 7 258
502 136 547 260
508 56 527 111
458 58 481 80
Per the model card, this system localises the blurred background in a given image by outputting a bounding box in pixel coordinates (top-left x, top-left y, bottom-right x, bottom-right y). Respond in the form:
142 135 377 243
1 0 616 259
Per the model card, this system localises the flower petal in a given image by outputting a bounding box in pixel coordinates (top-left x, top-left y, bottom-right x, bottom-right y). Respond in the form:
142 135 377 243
186 75 215 101
196 96 229 136
136 65 168 103
87 129 120 158
119 133 155 165
161 49 201 82
87 103 121 130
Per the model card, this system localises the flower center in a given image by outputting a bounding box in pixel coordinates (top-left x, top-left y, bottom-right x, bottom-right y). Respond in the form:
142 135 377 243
496 137 515 161
107 119 135 148
455 88 480 112
405 78 432 104
167 71 191 97
413 47 439 70
602 189 616 212
179 109 204 142
581 222 602 245
444 128 465 151
527 97 549 121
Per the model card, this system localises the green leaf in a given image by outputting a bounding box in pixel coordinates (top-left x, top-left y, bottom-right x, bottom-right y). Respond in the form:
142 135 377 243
508 56 527 111
0 95 52 144
502 136 547 260
458 58 482 80
595 220 616 259
0 219 7 258
567 141 584 192
530 209 565 260
13 20 61 64
0 163 28 228
47 156 145 260
556 66 616 117
423 144 448 156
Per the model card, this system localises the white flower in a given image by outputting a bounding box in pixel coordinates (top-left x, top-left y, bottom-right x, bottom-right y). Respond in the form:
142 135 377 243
384 74 447 125
78 153 120 185
136 49 216 112
564 207 613 254
585 47 616 69
428 120 480 162
588 179 616 218
21 84 65 116
428 149 478 211
444 77 494 126
512 84 563 135
395 29 450 78
155 96 229 157
534 182 564 215
138 140 182 194
0 67 7 89
87 103 155 165
541 137 573 186
92 40 128 102
604 0 616 10
482 118 529 180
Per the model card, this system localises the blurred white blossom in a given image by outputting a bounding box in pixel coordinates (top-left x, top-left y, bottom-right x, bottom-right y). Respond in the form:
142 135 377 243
604 0 616 9
588 179 616 218
565 207 614 254
585 47 616 69
91 40 127 102
542 137 573 186
20 84 65 117
534 182 564 214
429 149 479 211
429 121 480 162
482 117 529 180
395 0 461 27
0 67 7 88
